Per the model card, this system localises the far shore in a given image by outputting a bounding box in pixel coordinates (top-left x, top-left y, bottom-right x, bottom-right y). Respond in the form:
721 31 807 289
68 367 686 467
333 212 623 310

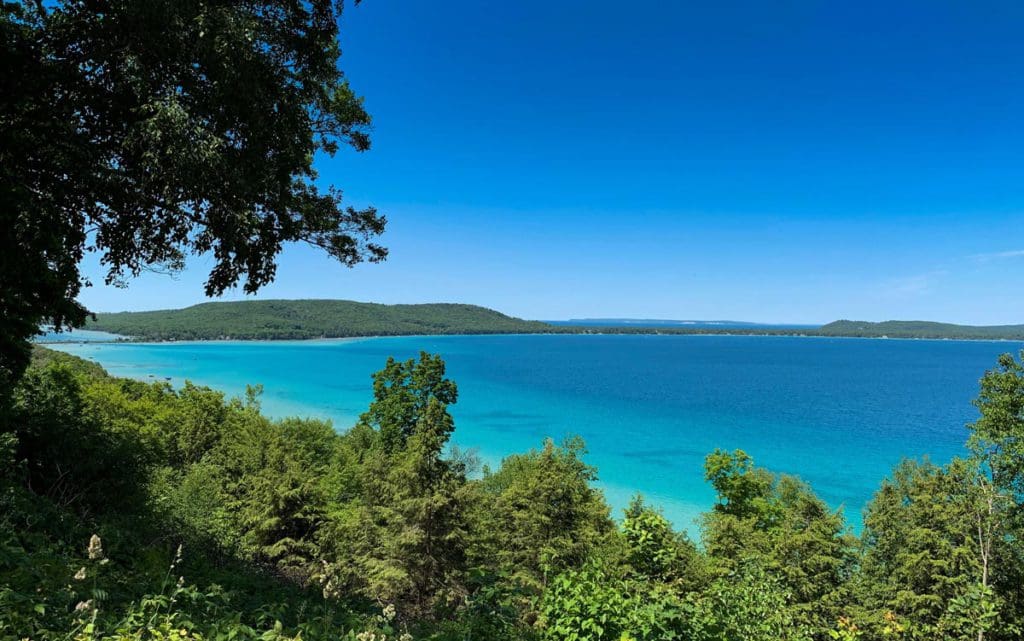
37 329 1024 346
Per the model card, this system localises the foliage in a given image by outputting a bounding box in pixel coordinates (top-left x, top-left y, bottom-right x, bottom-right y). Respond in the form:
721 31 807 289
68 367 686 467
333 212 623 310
858 459 980 631
538 560 637 641
817 321 1024 340
2 348 1024 640
80 303 1024 343
538 560 809 641
939 582 1002 641
1 0 386 403
11 362 151 518
969 351 1024 511
702 449 855 633
467 437 615 597
689 563 811 641
621 495 705 591
85 300 553 341
358 352 459 451
332 353 469 619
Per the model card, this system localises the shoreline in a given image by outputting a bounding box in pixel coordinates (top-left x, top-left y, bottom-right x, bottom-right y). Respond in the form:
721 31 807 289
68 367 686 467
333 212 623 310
36 330 1024 346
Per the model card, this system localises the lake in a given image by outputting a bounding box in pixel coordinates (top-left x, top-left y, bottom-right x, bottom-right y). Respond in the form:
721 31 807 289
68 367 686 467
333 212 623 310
47 334 1020 535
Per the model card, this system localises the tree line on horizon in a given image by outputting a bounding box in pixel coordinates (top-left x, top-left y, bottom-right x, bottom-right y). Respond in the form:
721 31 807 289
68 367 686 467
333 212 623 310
77 300 1024 343
1 346 1023 640
84 300 552 341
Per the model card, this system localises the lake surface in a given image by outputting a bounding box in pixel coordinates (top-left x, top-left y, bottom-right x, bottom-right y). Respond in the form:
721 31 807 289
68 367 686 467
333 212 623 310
49 334 1021 535
37 328 126 342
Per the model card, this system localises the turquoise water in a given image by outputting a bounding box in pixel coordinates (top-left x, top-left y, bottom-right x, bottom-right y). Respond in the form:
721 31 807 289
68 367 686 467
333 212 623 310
49 335 1021 535
37 328 126 342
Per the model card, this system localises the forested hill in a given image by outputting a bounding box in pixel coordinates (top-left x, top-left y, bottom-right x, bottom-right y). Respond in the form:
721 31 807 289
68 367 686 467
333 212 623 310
818 319 1024 340
84 300 1024 341
87 299 552 340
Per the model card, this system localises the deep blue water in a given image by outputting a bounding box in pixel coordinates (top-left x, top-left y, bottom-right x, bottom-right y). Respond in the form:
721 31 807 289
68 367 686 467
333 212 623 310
49 335 1020 535
545 319 816 329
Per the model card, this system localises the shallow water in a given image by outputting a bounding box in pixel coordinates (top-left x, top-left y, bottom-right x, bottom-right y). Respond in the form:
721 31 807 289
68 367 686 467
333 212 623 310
49 334 1021 535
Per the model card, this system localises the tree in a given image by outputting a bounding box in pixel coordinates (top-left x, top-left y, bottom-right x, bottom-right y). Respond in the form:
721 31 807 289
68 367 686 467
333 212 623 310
332 353 467 619
701 450 854 636
849 353 1024 641
965 351 1024 639
857 458 985 638
467 437 615 595
358 353 459 452
1 0 386 402
969 351 1024 518
703 449 780 522
10 361 152 515
622 495 704 591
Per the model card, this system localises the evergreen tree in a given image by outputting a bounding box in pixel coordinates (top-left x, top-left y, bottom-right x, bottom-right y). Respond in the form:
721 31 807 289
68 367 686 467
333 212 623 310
467 437 615 594
857 458 997 639
337 353 468 619
702 449 854 636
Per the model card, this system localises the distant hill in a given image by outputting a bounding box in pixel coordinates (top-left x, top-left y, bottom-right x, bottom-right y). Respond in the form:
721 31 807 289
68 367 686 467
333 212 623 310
80 301 1024 342
818 320 1024 340
87 300 553 341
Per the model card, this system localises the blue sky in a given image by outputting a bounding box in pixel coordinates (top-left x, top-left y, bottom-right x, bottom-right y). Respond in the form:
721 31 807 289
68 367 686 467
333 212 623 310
78 0 1024 324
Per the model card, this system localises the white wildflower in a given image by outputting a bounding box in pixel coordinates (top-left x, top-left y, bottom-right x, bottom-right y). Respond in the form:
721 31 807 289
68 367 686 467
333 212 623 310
87 534 104 560
73 566 86 581
322 578 341 600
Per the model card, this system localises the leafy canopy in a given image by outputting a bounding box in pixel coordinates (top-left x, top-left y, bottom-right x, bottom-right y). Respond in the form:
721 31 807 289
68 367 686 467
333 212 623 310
1 0 385 397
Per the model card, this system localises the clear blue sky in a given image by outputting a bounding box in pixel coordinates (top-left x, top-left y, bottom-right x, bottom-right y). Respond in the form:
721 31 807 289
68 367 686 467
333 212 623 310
78 0 1024 324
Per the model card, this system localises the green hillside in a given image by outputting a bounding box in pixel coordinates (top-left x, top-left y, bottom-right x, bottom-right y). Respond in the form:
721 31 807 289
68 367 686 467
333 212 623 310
83 301 1024 342
87 299 553 340
818 319 1024 340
